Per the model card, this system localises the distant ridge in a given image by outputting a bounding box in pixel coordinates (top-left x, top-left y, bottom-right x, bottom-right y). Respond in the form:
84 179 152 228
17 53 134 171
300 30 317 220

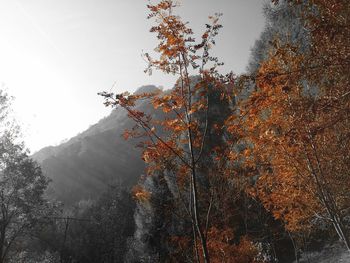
33 85 159 206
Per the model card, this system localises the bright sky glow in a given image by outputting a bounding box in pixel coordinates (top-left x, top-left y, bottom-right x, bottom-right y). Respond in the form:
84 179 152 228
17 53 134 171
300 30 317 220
0 0 265 153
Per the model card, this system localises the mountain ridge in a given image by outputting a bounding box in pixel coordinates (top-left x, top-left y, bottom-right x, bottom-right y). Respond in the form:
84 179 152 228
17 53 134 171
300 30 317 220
32 85 159 205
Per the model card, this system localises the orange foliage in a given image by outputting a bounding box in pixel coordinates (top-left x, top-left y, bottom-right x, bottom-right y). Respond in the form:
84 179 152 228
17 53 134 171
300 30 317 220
101 1 235 262
197 227 263 263
230 0 350 245
100 0 350 259
132 185 151 203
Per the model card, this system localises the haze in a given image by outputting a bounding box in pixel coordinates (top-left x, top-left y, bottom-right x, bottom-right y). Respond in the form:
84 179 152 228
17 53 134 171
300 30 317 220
0 0 265 152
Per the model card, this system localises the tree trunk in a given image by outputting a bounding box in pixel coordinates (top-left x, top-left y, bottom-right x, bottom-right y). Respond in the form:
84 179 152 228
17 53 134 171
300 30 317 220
332 215 350 251
288 231 299 263
190 168 210 263
185 76 210 263
308 138 350 252
304 145 350 252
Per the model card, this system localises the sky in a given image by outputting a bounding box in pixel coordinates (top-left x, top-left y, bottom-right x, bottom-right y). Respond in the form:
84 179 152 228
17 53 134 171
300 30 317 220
0 0 266 153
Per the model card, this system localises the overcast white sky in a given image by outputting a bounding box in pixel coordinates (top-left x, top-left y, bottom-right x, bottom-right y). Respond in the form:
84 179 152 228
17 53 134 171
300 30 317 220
0 0 266 153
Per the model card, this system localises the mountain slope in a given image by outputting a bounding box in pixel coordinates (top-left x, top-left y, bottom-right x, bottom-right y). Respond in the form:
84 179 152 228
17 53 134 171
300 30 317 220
33 85 158 206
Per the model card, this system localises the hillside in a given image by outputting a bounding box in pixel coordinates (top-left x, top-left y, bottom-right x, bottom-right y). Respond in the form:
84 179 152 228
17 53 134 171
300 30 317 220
32 85 159 206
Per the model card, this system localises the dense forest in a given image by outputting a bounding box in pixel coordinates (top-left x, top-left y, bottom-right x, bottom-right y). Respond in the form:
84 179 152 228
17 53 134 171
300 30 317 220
0 0 349 262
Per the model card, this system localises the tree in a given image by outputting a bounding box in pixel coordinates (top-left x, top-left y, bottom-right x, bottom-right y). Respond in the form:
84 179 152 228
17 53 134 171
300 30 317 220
246 1 309 75
231 0 350 252
0 92 51 262
100 1 237 262
100 0 350 260
39 184 135 263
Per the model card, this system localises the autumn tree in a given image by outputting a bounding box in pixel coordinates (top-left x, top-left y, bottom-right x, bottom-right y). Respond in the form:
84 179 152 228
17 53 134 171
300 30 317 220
100 1 242 262
246 1 309 75
99 0 350 260
230 0 350 253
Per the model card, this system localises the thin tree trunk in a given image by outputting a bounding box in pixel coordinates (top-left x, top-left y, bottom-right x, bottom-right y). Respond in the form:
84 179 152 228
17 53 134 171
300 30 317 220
190 167 210 263
288 231 299 263
332 216 350 251
190 180 200 263
303 143 350 252
187 106 210 262
182 57 210 262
